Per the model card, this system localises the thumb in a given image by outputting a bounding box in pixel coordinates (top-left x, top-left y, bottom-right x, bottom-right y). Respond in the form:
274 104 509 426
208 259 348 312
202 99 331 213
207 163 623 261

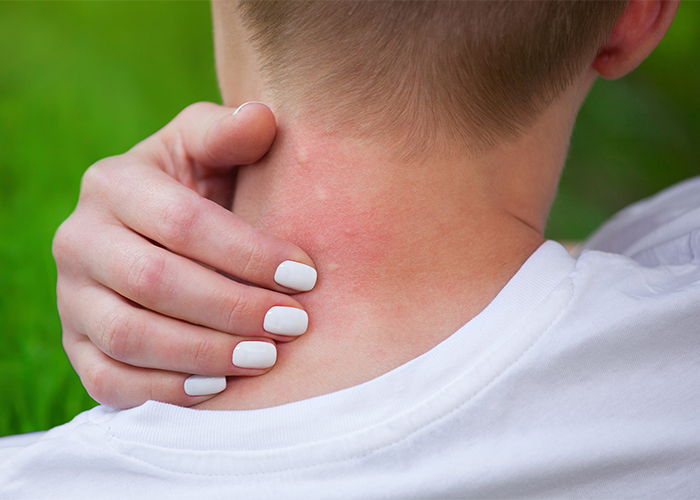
155 101 277 170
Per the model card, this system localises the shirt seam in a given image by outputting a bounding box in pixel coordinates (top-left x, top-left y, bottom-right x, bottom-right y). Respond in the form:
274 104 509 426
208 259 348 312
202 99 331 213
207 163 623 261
102 279 576 477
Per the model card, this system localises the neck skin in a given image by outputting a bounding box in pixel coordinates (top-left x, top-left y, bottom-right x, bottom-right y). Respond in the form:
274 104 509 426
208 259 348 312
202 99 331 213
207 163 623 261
193 71 594 411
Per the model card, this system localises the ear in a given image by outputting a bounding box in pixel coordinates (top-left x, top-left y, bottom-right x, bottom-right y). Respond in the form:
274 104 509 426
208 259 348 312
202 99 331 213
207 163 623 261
593 0 680 80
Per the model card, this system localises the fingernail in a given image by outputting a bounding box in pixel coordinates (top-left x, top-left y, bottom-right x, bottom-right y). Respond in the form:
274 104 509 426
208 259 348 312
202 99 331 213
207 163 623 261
184 375 227 397
233 101 265 116
264 306 309 336
233 341 277 369
274 261 317 292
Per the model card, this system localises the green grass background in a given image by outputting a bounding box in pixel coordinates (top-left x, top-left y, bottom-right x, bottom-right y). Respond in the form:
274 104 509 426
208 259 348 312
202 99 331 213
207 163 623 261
0 1 698 437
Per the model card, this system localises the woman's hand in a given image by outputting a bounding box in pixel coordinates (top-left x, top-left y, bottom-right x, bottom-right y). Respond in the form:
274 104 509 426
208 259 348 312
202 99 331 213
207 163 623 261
53 102 316 409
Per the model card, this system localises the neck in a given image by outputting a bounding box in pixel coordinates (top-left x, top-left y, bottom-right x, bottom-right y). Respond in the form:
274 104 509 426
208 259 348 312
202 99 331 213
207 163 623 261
195 97 575 411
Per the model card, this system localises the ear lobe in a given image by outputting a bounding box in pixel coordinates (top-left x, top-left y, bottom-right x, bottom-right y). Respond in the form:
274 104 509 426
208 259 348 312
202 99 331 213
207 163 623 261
593 0 680 80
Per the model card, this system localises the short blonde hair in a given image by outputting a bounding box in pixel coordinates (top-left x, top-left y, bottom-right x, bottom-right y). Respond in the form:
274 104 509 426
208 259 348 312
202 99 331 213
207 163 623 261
240 0 628 154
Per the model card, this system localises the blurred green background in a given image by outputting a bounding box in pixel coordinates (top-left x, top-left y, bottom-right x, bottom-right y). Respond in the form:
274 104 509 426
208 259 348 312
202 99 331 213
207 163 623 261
0 1 698 437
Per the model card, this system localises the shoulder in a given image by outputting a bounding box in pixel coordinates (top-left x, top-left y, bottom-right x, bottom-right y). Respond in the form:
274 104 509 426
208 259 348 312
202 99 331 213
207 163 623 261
542 176 700 382
0 406 116 491
581 176 700 267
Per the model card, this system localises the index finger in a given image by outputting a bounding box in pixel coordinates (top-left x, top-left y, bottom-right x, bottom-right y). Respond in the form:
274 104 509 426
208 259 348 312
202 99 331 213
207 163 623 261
90 156 316 293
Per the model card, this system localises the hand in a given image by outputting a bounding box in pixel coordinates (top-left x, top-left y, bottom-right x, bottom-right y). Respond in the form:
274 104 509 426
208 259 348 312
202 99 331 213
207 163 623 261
53 102 317 409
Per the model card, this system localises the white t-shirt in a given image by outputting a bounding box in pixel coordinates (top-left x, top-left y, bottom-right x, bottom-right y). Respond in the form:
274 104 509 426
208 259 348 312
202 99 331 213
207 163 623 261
2 178 699 499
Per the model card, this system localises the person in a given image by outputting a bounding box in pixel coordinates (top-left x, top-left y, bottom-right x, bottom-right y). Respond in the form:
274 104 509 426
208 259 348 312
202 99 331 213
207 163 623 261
52 100 319 409
2 0 699 497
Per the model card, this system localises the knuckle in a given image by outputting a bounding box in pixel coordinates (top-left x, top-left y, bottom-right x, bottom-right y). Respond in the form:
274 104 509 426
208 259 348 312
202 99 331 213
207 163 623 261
79 155 140 204
79 163 104 197
222 288 255 334
79 158 117 198
98 307 143 362
53 215 93 268
146 377 170 404
55 284 73 327
125 252 169 299
52 219 73 263
192 337 218 375
81 361 112 405
239 233 271 279
157 195 200 249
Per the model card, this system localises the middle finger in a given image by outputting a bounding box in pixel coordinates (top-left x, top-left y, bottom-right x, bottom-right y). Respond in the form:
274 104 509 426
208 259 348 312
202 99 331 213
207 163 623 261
88 225 309 339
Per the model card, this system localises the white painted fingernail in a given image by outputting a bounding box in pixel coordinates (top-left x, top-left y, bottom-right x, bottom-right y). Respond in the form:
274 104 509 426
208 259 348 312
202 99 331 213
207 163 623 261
274 261 317 292
264 306 309 336
233 341 277 369
233 101 265 116
184 375 226 397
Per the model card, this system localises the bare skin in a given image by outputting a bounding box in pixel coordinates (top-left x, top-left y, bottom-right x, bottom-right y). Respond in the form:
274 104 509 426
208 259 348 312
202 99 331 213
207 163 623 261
54 0 678 410
54 102 317 409
194 0 678 411
193 85 580 410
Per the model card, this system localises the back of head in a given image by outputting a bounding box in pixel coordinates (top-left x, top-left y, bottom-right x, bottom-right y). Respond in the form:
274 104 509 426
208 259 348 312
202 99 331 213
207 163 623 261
239 0 627 156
